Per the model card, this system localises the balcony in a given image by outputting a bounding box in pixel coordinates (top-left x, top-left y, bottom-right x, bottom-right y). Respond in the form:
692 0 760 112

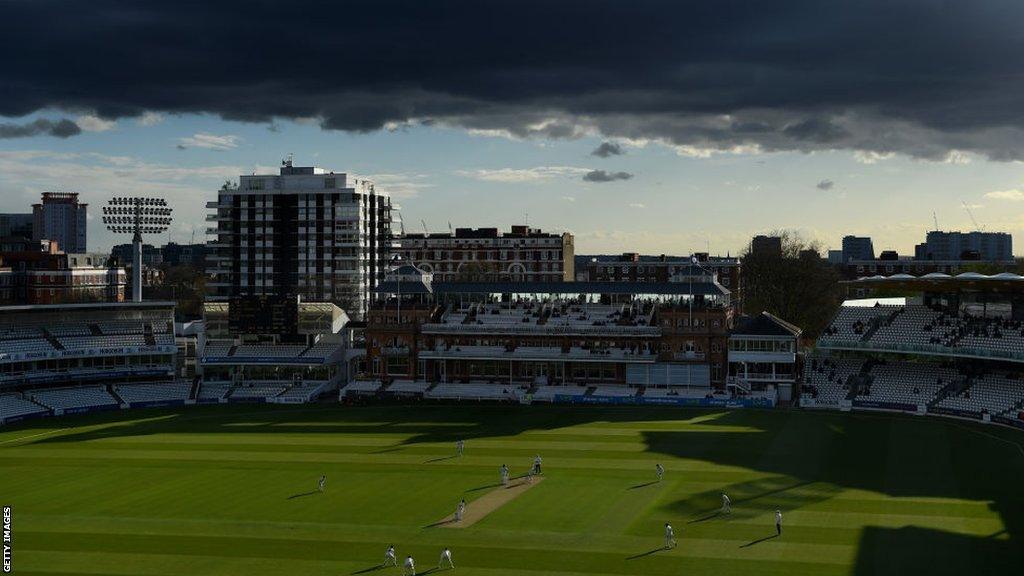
421 322 660 337
418 345 657 363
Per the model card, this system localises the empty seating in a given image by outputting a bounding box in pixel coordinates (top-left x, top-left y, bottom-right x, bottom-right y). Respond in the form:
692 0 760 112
275 382 328 402
59 335 147 351
0 393 49 422
590 385 636 397
0 339 56 357
341 381 383 397
96 321 146 335
530 385 587 402
233 345 308 358
202 342 233 358
229 385 286 400
197 384 231 401
29 386 118 410
388 380 430 394
426 383 516 400
114 381 191 404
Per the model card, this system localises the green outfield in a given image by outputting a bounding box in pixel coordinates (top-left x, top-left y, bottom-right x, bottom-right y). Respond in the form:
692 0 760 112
1 404 1022 576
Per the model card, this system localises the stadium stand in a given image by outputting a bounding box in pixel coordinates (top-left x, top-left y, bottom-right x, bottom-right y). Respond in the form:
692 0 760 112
387 380 431 395
0 393 50 424
273 381 329 403
197 384 232 402
113 381 191 406
228 385 287 401
341 381 383 397
28 386 119 412
426 383 518 401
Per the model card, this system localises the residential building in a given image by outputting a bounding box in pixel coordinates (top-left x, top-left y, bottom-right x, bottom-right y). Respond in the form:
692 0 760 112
841 235 875 262
32 192 88 253
206 160 393 320
0 251 125 305
161 242 207 268
397 226 573 282
750 235 782 257
915 231 1013 262
0 213 33 239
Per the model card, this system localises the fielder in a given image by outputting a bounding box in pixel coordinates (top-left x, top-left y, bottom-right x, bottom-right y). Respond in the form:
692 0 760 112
318 474 326 492
721 492 731 515
655 463 664 482
403 555 416 576
775 509 782 536
456 439 465 457
438 547 455 569
533 454 543 475
500 464 510 487
664 522 677 549
384 545 397 567
455 499 466 522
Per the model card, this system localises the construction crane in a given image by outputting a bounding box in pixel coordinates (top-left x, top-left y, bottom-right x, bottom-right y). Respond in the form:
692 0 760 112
932 211 939 232
421 219 429 235
961 201 984 231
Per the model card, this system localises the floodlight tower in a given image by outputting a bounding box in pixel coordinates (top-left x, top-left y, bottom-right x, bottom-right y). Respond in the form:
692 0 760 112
102 197 173 302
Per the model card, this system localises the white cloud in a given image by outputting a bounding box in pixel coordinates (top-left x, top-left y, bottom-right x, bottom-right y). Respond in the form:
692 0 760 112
354 172 434 199
984 189 1024 201
562 196 576 202
76 115 117 132
628 202 646 209
853 150 895 164
135 112 164 127
940 149 972 164
177 132 241 150
0 149 250 250
456 166 590 183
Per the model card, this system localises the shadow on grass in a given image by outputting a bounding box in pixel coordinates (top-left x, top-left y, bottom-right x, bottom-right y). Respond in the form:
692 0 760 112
629 480 660 490
287 490 318 500
687 510 721 524
740 534 778 548
465 482 502 493
350 565 384 575
626 547 668 560
11 402 1024 573
423 518 456 529
424 455 457 463
371 446 404 454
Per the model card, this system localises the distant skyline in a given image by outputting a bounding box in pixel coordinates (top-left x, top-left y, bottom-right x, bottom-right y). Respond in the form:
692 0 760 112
1 2 1023 256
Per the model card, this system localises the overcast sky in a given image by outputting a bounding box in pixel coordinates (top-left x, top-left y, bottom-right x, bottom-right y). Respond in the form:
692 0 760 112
1 1 1023 255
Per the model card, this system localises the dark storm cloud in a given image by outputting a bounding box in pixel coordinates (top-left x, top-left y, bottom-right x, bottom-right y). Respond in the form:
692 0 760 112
592 142 624 157
5 1 1024 159
0 118 81 139
583 170 633 183
816 179 835 191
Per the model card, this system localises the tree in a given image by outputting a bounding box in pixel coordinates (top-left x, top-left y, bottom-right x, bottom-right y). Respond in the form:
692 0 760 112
147 264 207 320
740 230 843 340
